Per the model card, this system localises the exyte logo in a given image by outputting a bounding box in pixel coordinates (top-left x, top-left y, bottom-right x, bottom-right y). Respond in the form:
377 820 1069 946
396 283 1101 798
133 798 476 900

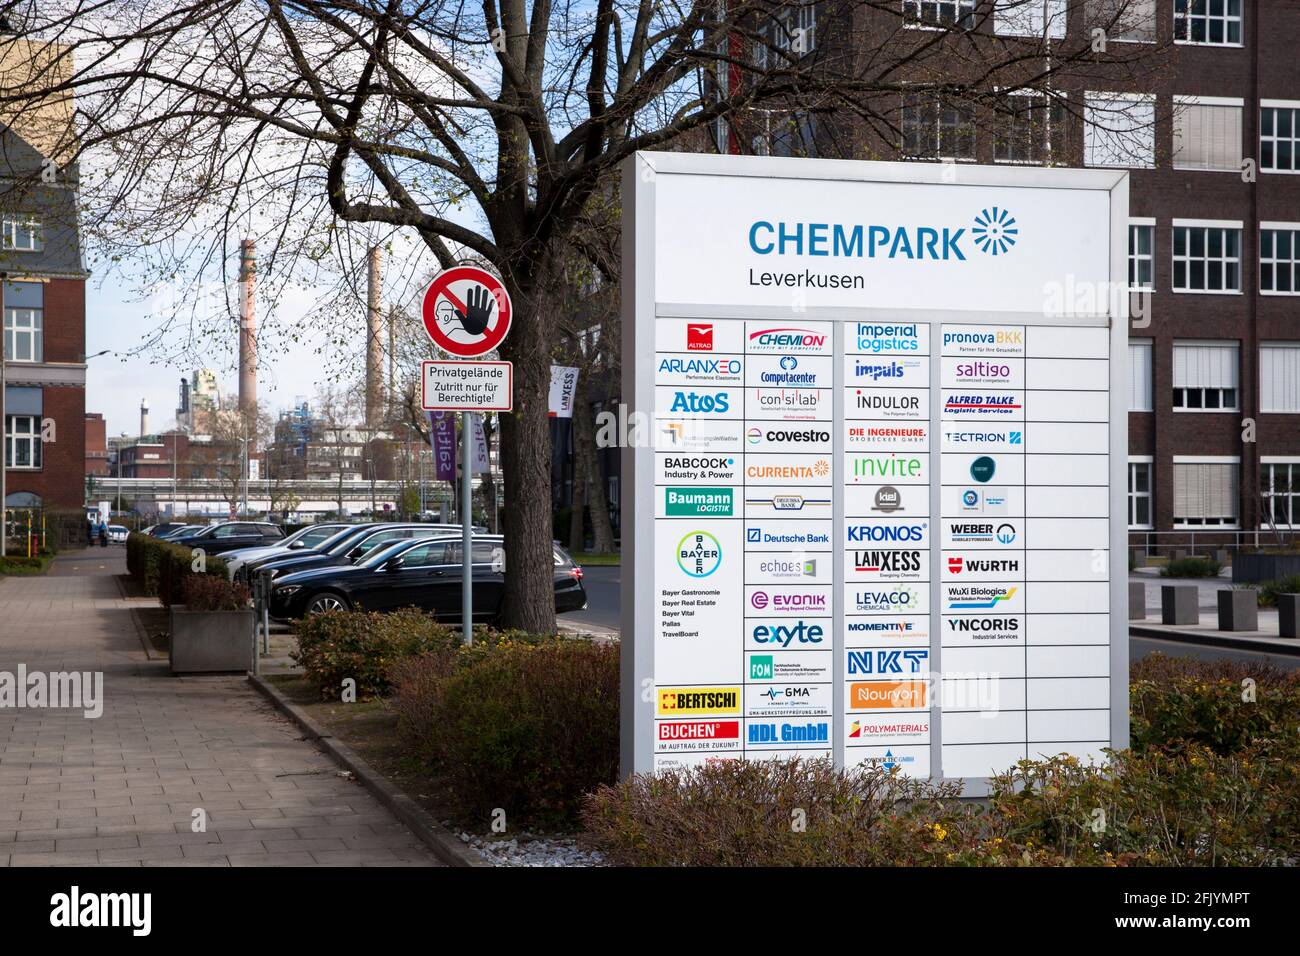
750 620 825 648
971 207 1018 256
847 649 929 676
748 327 826 351
670 391 730 413
676 531 721 577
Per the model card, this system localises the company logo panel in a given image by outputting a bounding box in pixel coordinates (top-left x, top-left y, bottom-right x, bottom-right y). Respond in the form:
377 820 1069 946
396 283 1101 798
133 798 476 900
849 584 929 615
653 752 742 773
743 453 832 486
749 386 831 421
843 354 929 388
845 547 929 582
744 682 832 718
846 715 931 743
938 426 1022 454
744 424 832 453
844 615 930 648
846 452 929 485
846 647 930 678
654 386 744 419
940 453 1022 486
847 321 929 356
845 518 930 548
660 486 739 518
941 485 1023 516
656 686 742 717
653 520 742 684
654 719 743 754
654 318 745 354
940 356 1024 388
745 585 832 617
744 322 833 355
940 390 1024 420
745 353 833 389
743 720 833 751
655 352 744 385
845 420 929 451
746 617 830 651
940 326 1026 357
744 521 832 550
846 387 928 420
942 582 1025 614
745 650 833 683
843 484 928 517
844 745 930 778
744 488 833 518
941 614 1023 646
941 552 1026 582
654 453 741 485
655 418 745 452
847 679 928 712
744 552 832 585
942 519 1020 549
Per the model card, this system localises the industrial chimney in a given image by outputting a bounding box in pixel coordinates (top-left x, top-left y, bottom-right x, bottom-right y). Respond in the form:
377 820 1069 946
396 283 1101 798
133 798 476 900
140 398 149 438
238 239 258 418
366 246 383 426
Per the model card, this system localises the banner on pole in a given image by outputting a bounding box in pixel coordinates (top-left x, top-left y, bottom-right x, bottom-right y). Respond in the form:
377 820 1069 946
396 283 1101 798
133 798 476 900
470 415 490 474
429 411 456 482
548 365 579 418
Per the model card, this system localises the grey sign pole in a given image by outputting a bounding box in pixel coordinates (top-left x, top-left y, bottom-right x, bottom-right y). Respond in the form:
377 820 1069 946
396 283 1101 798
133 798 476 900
462 410 473 645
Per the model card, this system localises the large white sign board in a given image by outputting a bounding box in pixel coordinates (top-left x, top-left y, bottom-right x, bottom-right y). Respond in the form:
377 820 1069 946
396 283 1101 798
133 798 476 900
621 152 1129 792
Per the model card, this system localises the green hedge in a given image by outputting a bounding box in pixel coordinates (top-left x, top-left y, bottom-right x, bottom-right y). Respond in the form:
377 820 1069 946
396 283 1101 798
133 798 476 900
125 531 229 605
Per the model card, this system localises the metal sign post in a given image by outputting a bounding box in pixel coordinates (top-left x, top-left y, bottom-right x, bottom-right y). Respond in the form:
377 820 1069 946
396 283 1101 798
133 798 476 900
462 412 473 646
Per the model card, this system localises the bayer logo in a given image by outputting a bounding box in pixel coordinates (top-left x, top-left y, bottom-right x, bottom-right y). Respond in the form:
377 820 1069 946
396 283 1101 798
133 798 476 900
972 207 1018 256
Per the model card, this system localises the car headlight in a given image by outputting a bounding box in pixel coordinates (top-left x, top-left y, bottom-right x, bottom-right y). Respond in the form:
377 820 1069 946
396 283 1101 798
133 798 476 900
275 585 301 597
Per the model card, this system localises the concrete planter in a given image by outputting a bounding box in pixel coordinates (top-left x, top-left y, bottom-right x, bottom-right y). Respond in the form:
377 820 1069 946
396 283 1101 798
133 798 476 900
1232 552 1300 584
169 607 254 674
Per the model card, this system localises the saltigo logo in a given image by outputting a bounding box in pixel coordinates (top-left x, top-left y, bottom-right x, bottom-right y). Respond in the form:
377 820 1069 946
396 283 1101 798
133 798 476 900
969 456 996 483
657 687 740 715
676 531 722 577
748 327 827 352
665 487 734 517
971 207 1018 256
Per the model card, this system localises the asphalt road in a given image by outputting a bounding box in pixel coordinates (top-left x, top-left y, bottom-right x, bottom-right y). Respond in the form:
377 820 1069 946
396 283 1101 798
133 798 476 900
568 565 1300 669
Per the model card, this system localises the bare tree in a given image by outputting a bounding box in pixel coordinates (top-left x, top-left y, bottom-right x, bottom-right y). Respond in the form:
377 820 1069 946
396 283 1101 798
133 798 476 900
0 0 1168 630
313 383 365 517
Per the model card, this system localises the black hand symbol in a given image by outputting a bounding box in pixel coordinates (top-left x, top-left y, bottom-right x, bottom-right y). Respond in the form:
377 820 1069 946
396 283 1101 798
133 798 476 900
456 284 495 336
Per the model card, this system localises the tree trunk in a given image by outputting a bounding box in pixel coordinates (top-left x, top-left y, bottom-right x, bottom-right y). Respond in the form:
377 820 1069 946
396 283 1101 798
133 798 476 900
496 291 558 634
568 424 587 555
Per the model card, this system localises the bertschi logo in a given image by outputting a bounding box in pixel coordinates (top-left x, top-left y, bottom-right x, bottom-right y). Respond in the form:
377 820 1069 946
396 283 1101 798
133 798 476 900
657 687 741 716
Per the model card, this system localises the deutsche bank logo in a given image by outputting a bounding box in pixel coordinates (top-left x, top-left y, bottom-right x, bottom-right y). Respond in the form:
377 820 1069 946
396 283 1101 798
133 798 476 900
972 207 1018 256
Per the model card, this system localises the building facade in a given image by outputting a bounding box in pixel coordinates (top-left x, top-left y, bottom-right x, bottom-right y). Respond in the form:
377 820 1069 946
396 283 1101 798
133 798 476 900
722 0 1299 548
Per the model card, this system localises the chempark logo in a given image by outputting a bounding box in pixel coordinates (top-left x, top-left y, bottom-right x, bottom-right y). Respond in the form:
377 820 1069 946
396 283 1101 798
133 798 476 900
971 207 1018 256
746 208 1019 261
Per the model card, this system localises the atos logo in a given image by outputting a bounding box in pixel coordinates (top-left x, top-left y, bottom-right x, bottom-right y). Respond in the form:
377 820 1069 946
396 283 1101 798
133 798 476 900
669 391 730 414
972 207 1018 255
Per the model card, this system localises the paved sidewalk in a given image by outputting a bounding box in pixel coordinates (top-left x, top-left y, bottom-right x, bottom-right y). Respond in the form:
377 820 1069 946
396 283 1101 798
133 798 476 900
0 550 440 867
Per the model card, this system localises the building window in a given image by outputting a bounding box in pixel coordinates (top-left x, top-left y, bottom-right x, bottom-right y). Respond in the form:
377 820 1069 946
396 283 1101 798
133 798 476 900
994 94 1066 164
1260 343 1300 413
1129 340 1153 411
902 97 975 161
1261 226 1300 295
1173 459 1239 528
1084 93 1155 168
1174 0 1242 45
1172 223 1241 293
1128 459 1153 528
0 215 41 252
995 0 1066 38
1087 0 1157 43
1261 461 1300 529
3 305 42 363
904 1 975 30
1173 341 1238 411
3 415 42 469
1129 222 1155 289
1172 99 1242 171
1260 105 1299 173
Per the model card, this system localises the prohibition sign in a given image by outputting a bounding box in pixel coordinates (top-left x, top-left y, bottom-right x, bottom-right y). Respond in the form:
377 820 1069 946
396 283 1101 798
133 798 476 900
421 266 513 357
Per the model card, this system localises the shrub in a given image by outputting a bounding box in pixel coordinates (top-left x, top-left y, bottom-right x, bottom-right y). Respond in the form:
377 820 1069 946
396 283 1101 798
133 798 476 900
1253 574 1300 607
127 531 228 604
0 555 49 575
393 639 619 829
182 574 251 611
292 608 463 699
1160 556 1221 578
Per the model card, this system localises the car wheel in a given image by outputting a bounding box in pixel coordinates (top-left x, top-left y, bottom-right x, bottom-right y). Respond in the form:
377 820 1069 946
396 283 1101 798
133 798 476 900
305 592 349 615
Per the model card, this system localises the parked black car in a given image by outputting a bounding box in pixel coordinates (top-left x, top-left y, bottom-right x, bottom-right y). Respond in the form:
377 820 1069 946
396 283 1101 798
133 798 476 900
168 521 286 555
243 522 462 583
146 522 188 538
268 534 587 621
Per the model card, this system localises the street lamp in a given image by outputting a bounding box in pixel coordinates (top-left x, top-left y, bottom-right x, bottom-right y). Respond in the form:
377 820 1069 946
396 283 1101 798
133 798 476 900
1 269 7 557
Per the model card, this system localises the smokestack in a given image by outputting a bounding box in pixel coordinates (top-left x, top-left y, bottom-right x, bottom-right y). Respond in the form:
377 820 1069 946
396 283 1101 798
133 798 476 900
238 239 257 418
387 306 396 403
366 246 383 426
140 398 149 437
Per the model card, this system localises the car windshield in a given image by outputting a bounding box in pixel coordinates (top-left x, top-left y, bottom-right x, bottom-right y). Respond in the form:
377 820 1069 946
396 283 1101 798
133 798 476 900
320 526 376 553
357 540 416 568
298 525 344 547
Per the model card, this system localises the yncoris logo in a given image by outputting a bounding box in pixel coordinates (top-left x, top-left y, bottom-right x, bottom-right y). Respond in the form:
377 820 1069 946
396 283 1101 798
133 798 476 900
687 323 713 350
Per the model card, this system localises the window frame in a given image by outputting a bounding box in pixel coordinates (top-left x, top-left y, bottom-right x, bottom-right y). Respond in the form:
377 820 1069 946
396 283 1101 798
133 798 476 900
3 305 43 363
1260 101 1300 175
4 414 43 470
1173 0 1243 48
1172 456 1241 530
1171 219 1243 295
0 214 41 252
1260 222 1300 296
903 0 976 31
1128 457 1154 529
1260 458 1300 530
1128 219 1156 291
1171 340 1240 413
993 90 1067 166
901 95 977 162
1083 91 1156 169
1171 95 1244 173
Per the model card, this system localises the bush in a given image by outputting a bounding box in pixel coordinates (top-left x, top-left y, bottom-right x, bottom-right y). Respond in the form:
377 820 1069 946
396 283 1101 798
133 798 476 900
292 608 463 699
181 574 251 611
1160 556 1221 578
0 555 50 575
393 639 619 829
126 531 229 604
1253 574 1300 607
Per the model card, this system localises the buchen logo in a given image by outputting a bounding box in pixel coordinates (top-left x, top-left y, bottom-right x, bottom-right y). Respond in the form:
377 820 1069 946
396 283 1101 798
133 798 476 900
656 687 740 716
657 720 739 741
676 531 722 577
